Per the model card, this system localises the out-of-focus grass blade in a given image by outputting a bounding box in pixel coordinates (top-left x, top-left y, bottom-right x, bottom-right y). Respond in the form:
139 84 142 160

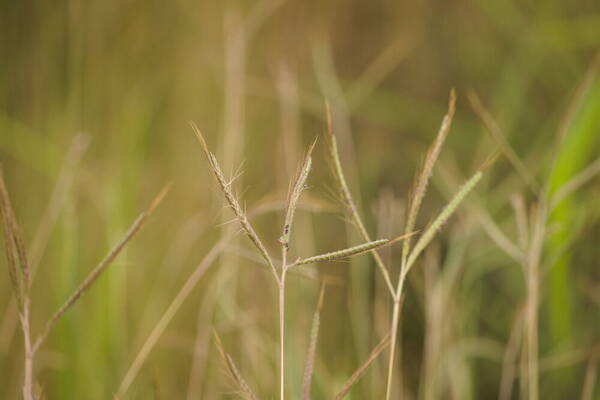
548 57 600 349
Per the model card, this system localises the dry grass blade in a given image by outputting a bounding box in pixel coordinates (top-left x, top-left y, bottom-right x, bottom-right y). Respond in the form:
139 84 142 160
324 101 395 296
281 138 317 249
0 168 35 399
0 169 26 311
191 123 278 281
467 91 539 193
292 234 413 267
334 333 391 400
213 331 259 400
302 284 326 400
405 171 482 272
402 89 456 266
33 184 170 352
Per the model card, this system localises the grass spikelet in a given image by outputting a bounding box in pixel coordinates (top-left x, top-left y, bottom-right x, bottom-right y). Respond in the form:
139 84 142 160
213 331 259 400
402 89 455 267
334 333 391 400
191 123 278 280
0 168 30 309
293 238 396 267
302 284 326 400
404 171 482 272
0 182 23 311
33 184 170 352
281 137 317 249
293 232 415 267
0 168 33 398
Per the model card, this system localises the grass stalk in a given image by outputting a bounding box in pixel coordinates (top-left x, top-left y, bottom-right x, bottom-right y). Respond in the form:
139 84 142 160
384 295 402 400
385 171 483 399
325 90 478 400
279 137 316 400
524 202 546 400
20 300 33 400
194 120 407 399
385 90 467 400
195 124 307 399
279 270 287 400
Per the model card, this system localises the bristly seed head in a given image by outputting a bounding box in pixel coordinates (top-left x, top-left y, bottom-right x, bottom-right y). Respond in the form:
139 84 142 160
0 168 30 311
191 123 278 278
281 138 317 251
292 233 415 267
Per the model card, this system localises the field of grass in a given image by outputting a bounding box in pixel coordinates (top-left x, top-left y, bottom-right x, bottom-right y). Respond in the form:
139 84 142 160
1 1 599 399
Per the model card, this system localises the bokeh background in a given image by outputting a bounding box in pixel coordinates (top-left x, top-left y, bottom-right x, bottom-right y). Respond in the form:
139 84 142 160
1 0 599 398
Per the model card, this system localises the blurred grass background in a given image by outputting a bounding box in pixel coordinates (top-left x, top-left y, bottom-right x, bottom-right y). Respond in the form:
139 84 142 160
1 0 599 398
